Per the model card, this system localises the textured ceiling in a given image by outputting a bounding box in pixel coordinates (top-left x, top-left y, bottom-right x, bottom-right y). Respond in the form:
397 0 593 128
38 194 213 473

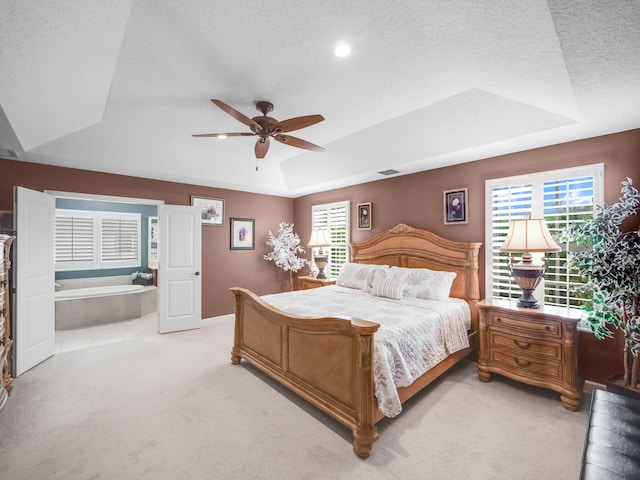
1 0 639 197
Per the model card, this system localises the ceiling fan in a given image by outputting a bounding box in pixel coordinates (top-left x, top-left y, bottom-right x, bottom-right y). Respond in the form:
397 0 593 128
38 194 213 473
193 99 325 162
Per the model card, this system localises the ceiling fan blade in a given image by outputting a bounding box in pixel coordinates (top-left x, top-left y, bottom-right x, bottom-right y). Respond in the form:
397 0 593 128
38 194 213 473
192 132 255 137
211 99 262 131
275 114 325 133
273 134 325 152
255 137 270 159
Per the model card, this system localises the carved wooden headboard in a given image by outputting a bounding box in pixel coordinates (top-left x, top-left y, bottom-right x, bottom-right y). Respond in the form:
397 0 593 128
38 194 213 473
350 224 482 331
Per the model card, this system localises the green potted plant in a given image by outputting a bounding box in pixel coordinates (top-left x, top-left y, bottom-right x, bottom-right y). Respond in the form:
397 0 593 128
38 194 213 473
562 178 640 395
263 222 308 291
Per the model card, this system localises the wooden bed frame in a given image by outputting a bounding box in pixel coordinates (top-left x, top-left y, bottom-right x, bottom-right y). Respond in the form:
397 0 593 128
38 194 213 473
231 224 482 458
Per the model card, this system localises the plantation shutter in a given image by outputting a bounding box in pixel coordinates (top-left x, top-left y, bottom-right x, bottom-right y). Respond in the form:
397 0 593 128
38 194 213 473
486 164 603 311
312 201 350 279
488 183 533 301
543 176 596 307
54 215 94 264
55 209 141 271
101 216 140 262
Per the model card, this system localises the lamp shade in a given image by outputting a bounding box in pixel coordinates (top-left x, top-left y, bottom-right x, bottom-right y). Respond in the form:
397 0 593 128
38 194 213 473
307 229 332 248
500 219 560 253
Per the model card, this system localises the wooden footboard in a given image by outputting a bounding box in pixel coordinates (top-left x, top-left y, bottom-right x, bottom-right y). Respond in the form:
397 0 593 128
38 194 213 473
231 287 381 458
230 224 481 458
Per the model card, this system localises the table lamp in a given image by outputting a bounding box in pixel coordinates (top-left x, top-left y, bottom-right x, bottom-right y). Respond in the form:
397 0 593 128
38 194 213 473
307 229 332 279
500 218 560 308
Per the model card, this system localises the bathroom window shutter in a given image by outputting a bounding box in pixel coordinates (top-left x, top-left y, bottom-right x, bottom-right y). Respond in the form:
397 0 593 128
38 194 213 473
54 215 94 264
100 216 140 263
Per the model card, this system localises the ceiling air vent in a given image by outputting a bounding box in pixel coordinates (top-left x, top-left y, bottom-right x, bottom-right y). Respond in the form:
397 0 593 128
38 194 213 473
378 169 400 176
0 148 18 159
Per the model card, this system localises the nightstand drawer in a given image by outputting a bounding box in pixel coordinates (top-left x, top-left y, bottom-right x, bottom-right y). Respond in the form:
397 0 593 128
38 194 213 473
490 350 561 379
488 313 561 339
489 331 562 361
298 276 336 290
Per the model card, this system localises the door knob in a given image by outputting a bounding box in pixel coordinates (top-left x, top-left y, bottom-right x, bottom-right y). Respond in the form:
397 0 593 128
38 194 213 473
194 271 200 276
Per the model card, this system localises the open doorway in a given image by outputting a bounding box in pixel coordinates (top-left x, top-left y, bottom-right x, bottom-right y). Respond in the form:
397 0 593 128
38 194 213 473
52 193 160 353
14 187 202 376
47 191 162 353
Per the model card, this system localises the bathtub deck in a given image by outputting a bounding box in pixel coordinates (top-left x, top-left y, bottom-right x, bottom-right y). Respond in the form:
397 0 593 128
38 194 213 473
55 286 157 330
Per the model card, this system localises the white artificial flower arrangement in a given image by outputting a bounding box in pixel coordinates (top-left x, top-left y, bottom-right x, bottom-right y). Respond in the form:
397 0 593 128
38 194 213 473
263 222 308 290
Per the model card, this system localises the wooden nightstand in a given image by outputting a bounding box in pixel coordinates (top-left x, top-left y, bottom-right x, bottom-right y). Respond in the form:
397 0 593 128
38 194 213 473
477 298 584 411
298 275 336 290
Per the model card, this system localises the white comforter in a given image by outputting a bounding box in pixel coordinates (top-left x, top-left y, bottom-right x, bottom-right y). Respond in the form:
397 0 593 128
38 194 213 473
261 285 470 418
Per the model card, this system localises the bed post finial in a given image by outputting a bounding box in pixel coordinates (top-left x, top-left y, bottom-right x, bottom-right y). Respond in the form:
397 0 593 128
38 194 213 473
390 224 415 234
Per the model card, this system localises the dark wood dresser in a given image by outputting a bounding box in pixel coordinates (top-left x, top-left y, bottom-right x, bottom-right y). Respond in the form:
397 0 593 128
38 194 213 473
0 234 14 411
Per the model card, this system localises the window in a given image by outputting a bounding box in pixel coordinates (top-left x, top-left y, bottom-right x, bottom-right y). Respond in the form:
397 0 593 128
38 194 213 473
485 164 603 309
54 214 94 268
311 201 350 278
55 210 141 271
100 217 139 263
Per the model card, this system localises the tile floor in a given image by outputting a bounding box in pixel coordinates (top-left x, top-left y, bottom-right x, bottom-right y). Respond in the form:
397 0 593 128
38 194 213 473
54 311 158 353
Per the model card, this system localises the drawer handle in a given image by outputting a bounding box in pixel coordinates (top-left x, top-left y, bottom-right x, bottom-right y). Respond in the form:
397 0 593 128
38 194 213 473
513 340 532 349
515 358 532 368
545 326 551 331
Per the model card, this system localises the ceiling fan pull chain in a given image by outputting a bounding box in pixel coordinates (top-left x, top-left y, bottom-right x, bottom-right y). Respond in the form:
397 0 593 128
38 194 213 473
256 158 259 171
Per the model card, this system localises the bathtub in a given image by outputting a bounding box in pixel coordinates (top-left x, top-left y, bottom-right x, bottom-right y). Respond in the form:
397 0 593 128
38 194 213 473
55 284 144 300
55 283 157 330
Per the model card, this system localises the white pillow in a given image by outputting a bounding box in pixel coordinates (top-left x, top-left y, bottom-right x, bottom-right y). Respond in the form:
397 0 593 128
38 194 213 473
387 266 457 301
363 268 388 293
372 277 404 300
336 263 389 290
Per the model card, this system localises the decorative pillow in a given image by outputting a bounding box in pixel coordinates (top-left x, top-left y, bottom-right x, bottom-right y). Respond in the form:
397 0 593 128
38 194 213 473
363 268 388 293
336 263 389 290
387 266 457 301
372 277 404 300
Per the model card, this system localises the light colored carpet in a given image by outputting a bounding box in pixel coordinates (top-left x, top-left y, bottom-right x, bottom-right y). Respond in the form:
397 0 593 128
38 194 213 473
0 315 590 479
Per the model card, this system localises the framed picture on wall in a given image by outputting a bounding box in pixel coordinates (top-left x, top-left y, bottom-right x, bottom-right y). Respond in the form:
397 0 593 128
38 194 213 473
191 195 224 226
443 188 468 225
230 218 255 250
357 202 372 230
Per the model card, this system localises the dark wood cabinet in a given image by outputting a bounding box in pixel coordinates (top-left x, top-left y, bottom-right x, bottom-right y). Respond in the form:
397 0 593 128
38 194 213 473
0 235 14 411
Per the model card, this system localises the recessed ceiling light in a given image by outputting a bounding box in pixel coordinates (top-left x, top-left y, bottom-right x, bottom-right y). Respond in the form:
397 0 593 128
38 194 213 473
334 42 351 58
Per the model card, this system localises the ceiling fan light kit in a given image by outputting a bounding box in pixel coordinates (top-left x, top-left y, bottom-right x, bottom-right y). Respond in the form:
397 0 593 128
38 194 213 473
193 99 325 169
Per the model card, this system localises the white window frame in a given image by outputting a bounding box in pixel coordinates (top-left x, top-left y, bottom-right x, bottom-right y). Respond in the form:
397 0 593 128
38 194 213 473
55 209 141 271
311 201 350 279
485 164 604 309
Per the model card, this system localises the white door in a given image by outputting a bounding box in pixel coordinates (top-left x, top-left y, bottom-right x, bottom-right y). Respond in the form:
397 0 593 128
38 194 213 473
14 187 55 376
158 204 202 333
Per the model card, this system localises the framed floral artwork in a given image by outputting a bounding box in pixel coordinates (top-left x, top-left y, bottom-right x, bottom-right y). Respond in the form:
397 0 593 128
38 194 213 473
357 202 372 230
444 188 468 225
230 218 255 250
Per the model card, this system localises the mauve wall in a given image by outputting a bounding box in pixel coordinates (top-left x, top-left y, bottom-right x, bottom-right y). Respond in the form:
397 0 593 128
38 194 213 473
0 159 293 318
294 129 640 294
293 128 640 383
2 129 639 382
